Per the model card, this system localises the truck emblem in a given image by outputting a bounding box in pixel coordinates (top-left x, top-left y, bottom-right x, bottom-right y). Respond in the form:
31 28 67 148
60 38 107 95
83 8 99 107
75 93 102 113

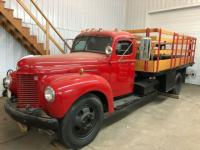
80 68 84 75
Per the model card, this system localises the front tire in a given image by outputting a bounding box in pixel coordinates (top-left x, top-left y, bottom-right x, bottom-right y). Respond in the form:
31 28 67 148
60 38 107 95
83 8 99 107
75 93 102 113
60 94 103 149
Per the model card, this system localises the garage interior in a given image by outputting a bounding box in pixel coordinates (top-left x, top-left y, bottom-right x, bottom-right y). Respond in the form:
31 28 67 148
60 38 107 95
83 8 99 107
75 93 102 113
0 0 200 149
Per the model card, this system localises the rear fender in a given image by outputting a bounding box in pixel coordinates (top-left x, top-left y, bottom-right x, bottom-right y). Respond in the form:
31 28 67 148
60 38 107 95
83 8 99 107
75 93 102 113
42 73 114 118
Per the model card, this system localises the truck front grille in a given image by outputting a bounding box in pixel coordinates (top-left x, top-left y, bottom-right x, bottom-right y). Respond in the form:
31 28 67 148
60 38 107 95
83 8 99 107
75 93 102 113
17 74 39 108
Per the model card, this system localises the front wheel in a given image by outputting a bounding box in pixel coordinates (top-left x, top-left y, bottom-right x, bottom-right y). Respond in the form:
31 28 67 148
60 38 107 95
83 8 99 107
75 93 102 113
60 94 103 149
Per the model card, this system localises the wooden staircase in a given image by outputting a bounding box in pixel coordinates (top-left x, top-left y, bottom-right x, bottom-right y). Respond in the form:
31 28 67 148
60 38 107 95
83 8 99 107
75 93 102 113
0 0 69 55
0 0 45 55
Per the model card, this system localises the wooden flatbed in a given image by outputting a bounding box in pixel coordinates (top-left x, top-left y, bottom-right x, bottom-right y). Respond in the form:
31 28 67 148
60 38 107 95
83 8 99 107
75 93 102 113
125 28 197 73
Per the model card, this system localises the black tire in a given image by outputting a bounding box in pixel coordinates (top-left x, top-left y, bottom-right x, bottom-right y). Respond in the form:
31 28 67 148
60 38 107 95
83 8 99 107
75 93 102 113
2 90 7 97
170 73 183 95
3 77 7 89
60 94 103 149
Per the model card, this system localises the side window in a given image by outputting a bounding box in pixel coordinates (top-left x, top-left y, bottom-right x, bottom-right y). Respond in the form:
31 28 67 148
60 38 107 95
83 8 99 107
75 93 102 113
116 41 132 55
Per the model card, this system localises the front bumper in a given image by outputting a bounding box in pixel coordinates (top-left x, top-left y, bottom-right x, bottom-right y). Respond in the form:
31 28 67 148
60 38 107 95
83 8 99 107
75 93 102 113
4 99 59 131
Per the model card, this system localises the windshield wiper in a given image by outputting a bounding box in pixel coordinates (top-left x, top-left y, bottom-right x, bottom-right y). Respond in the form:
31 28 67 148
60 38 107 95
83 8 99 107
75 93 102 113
72 37 88 51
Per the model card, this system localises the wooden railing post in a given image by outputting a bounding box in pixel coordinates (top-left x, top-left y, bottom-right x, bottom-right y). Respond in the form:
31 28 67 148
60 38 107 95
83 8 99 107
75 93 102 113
179 35 184 65
45 21 50 55
156 28 162 72
174 34 179 68
170 32 176 68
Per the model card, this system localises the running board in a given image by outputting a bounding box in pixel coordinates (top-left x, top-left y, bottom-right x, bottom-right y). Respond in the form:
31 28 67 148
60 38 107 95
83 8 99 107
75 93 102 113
114 92 158 111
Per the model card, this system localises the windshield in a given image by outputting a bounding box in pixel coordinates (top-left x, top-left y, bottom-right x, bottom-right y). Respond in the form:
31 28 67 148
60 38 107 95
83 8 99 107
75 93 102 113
72 36 112 53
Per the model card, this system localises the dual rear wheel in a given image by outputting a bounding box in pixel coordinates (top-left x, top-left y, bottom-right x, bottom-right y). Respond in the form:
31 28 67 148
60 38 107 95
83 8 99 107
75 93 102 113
170 73 183 95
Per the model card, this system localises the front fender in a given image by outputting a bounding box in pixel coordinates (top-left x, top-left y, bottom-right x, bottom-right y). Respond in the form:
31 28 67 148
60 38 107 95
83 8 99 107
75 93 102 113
42 73 114 118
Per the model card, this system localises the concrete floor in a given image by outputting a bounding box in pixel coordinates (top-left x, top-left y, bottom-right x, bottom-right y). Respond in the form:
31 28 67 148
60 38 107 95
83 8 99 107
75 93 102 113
0 84 200 150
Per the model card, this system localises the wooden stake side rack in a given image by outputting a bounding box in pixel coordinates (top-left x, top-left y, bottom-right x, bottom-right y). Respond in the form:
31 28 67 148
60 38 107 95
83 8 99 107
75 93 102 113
125 28 197 73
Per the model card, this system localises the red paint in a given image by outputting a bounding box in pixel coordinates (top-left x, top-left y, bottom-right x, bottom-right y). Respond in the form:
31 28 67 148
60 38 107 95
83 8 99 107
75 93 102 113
41 73 114 118
9 30 137 118
9 71 17 96
156 29 162 72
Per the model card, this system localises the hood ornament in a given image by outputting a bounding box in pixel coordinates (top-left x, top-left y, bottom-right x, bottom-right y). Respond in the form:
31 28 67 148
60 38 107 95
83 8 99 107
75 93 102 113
80 68 84 75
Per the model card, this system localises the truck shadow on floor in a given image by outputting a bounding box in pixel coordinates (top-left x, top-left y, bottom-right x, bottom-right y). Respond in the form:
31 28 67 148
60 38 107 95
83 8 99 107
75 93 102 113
51 95 169 149
103 95 167 128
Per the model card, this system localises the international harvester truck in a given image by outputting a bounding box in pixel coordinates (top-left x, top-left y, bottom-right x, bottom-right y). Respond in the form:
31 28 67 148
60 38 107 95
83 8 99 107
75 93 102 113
4 28 197 149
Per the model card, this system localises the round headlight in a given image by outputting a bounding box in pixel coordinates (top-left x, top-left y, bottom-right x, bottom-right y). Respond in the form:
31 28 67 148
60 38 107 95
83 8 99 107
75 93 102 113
44 86 55 102
7 69 13 77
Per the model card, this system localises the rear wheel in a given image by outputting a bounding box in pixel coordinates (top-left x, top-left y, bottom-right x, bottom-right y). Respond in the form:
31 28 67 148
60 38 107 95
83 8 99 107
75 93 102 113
170 73 183 95
60 94 103 149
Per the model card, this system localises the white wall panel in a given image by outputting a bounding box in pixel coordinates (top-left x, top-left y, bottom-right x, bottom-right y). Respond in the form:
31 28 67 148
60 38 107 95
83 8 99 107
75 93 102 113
0 28 30 96
126 0 200 29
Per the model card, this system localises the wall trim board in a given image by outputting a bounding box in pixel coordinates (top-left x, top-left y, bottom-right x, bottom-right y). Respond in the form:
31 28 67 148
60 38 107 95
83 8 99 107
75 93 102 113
145 4 200 27
148 3 200 14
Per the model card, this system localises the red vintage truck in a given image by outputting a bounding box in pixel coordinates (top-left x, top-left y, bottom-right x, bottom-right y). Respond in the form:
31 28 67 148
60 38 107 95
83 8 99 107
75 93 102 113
4 28 196 149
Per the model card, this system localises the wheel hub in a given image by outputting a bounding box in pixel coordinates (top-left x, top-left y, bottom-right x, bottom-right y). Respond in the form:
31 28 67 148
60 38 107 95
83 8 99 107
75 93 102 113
74 106 96 137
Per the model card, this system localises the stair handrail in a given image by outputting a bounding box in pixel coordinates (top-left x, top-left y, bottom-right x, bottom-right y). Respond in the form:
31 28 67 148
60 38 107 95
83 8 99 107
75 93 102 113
30 0 71 51
16 0 71 54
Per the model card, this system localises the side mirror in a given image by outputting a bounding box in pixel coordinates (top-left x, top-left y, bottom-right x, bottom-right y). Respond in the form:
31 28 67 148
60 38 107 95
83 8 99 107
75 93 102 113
105 46 113 56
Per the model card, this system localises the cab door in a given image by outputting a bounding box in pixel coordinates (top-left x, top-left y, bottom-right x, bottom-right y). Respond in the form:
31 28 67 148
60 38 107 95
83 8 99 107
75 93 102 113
110 38 136 97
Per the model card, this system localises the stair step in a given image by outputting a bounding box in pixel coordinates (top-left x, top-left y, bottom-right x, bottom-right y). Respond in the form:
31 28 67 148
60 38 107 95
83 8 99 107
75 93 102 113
0 0 5 7
3 21 16 33
22 42 36 54
37 43 45 55
38 43 44 50
22 26 30 36
23 41 39 55
13 18 22 27
30 35 37 45
0 14 6 25
4 8 14 18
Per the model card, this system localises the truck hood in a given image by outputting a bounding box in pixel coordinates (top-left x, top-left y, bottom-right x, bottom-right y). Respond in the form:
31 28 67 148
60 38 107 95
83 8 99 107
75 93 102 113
17 52 109 74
